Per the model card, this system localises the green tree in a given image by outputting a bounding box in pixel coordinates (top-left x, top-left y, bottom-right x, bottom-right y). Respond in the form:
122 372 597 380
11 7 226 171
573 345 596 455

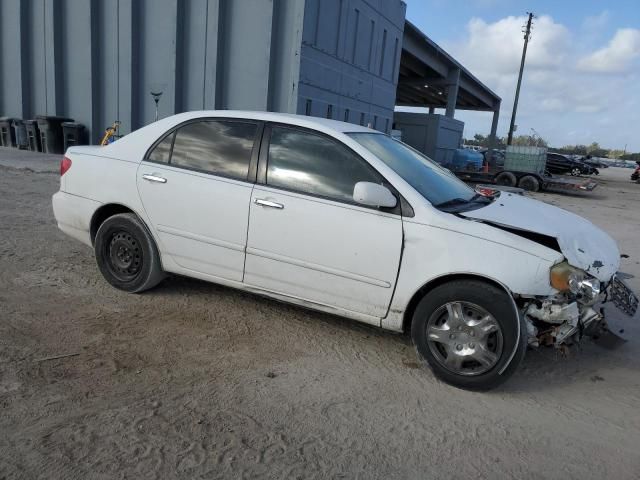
607 149 625 159
587 142 601 154
512 135 548 147
621 152 640 161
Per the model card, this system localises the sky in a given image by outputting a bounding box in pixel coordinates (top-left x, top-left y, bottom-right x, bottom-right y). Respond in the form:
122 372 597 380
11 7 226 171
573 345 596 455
401 0 640 151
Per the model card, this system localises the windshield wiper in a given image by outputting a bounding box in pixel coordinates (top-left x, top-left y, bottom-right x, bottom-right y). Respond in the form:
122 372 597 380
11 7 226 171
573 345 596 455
469 193 492 204
434 197 472 209
435 194 492 210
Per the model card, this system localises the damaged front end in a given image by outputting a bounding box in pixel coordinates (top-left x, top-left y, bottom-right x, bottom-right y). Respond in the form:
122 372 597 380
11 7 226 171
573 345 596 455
522 263 638 349
458 190 638 349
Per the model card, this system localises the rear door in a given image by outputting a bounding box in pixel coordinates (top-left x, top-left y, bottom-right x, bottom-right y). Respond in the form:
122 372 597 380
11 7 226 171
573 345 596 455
136 119 261 281
244 124 403 318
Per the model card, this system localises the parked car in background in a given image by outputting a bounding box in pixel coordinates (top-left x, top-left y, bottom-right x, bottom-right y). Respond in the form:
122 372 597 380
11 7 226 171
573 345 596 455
52 111 637 391
546 152 598 176
581 156 608 169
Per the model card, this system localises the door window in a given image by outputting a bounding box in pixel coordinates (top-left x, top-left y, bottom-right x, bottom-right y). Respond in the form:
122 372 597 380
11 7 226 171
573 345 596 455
266 127 382 203
169 120 257 180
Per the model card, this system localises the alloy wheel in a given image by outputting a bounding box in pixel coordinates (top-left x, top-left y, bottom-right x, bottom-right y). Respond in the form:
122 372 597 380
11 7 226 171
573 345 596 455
426 301 504 376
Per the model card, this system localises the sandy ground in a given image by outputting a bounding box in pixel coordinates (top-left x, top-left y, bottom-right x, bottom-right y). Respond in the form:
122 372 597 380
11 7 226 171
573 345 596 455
1 147 639 479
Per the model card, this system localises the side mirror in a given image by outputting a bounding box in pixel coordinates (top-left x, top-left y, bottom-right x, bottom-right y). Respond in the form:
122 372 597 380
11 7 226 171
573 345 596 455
353 182 397 208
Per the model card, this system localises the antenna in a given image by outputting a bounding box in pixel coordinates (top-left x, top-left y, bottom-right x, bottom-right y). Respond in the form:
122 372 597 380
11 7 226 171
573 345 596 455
507 12 535 145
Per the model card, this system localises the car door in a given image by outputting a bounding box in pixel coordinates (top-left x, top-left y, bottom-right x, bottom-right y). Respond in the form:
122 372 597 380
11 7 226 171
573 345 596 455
244 124 403 318
137 118 261 282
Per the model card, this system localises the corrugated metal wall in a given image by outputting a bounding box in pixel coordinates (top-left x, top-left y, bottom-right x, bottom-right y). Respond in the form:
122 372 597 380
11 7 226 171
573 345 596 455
0 0 403 143
0 0 305 143
298 0 405 132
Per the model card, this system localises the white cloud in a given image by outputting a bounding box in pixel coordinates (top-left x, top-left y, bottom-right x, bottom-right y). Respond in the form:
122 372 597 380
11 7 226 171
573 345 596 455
582 10 610 30
539 97 565 112
577 28 640 73
438 14 639 149
457 15 570 75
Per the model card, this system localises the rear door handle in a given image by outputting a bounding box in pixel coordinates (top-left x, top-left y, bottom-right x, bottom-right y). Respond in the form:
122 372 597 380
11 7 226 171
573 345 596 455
142 174 167 183
254 198 284 209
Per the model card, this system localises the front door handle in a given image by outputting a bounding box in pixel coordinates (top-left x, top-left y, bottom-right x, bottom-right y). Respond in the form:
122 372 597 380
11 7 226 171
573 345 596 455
254 198 284 209
142 174 167 183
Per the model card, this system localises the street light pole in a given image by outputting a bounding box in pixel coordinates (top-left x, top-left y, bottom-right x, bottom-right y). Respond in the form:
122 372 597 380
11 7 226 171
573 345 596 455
507 12 534 146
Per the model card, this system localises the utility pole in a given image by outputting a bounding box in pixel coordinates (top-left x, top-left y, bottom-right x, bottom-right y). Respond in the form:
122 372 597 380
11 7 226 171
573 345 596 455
507 12 534 145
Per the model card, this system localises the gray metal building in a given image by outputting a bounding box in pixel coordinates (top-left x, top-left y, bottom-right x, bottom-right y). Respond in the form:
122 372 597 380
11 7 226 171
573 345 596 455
0 0 498 148
0 0 405 143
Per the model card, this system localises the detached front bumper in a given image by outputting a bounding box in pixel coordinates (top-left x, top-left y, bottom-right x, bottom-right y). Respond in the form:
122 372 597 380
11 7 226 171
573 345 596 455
523 272 638 348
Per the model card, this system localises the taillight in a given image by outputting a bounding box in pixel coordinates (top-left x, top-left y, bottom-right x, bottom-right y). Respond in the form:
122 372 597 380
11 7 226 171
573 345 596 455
61 156 72 176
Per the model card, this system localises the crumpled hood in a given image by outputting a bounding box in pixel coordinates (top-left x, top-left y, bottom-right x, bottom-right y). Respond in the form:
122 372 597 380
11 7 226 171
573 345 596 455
461 193 620 281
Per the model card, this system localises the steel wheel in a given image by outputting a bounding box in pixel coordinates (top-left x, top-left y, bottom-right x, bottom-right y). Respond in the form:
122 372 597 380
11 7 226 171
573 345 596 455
426 301 504 376
106 229 143 281
95 213 165 293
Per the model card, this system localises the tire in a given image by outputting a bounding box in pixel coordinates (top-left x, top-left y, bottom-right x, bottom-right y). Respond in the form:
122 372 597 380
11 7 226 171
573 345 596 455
94 213 165 293
518 175 540 192
411 280 527 391
494 171 517 187
570 167 581 176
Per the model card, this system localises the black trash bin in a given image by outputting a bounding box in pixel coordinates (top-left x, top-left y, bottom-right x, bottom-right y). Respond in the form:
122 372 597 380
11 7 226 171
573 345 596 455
35 115 73 154
12 119 28 149
0 117 16 147
62 122 85 151
24 120 42 152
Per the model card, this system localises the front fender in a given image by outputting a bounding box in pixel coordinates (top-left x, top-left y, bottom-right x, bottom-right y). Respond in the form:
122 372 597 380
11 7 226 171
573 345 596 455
383 221 560 331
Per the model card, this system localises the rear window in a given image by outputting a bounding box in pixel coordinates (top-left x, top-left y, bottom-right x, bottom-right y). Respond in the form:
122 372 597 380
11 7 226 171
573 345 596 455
171 120 257 180
148 120 257 181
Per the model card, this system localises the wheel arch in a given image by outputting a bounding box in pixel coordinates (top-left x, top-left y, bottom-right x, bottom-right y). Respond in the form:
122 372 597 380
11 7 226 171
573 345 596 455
90 203 154 247
401 273 518 335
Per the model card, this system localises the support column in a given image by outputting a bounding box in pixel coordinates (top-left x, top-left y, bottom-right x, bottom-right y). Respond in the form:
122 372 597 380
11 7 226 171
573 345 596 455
203 0 221 109
44 0 61 114
445 67 460 118
487 100 501 162
0 0 29 117
118 0 135 136
428 106 435 114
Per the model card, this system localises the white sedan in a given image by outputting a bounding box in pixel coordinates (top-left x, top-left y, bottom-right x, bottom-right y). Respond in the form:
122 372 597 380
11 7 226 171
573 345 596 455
52 111 637 390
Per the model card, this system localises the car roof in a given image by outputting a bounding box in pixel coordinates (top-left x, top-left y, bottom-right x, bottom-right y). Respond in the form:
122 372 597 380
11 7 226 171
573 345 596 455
101 110 381 162
162 110 377 135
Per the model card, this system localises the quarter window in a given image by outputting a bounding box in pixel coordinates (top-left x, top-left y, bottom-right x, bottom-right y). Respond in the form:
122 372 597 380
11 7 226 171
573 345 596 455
170 120 257 180
148 132 174 163
267 127 382 203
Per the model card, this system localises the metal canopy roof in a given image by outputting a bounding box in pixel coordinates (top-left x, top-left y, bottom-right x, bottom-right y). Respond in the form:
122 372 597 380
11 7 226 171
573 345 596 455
397 21 501 112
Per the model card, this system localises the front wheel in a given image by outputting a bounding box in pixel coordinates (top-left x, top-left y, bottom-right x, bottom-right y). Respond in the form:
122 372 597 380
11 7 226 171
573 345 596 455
570 167 581 176
411 280 526 391
95 213 165 293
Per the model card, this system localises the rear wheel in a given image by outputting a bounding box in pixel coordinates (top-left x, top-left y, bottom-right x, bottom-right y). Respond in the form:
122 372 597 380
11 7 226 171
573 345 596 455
95 213 165 293
411 280 526 391
518 174 540 192
495 171 517 187
570 167 581 176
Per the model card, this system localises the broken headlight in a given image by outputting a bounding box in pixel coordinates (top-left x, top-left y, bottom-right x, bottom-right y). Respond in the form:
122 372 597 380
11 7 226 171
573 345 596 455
550 261 601 304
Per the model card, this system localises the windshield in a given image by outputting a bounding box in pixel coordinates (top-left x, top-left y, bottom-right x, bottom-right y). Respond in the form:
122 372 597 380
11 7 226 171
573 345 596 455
348 133 488 210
